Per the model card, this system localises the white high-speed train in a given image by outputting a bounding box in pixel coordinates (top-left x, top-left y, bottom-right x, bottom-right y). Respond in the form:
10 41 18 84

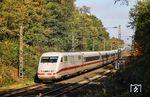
36 50 120 81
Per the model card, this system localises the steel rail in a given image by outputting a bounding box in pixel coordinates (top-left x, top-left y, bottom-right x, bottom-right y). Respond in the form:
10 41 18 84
37 69 113 97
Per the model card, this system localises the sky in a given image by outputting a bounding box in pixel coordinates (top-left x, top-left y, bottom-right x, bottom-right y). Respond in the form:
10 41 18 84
75 0 137 44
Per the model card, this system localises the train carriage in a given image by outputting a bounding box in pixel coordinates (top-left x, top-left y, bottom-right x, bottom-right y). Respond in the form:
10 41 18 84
82 52 102 70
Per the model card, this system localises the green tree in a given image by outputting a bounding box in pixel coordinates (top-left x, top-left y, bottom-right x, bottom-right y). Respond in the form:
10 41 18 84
129 0 150 57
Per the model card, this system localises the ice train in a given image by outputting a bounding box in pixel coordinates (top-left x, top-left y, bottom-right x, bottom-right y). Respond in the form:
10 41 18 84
36 50 120 81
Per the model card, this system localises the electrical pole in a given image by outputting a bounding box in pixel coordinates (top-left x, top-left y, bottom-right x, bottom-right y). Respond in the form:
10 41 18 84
111 41 112 50
99 36 106 51
104 26 118 51
131 35 134 57
19 26 23 80
92 36 95 51
103 39 106 51
118 25 121 58
71 32 75 52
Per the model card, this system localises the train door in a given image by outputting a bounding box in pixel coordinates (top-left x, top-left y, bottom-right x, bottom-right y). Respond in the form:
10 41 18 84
101 55 104 65
112 53 115 62
104 54 107 65
68 55 75 74
77 55 82 72
107 53 110 63
62 56 68 76
106 53 109 64
82 53 86 70
99 53 103 66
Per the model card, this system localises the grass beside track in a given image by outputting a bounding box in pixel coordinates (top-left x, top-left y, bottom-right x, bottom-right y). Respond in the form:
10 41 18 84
0 80 35 91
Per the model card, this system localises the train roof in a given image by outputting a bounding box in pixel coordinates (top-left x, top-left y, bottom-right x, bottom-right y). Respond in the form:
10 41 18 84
41 49 118 57
41 52 82 57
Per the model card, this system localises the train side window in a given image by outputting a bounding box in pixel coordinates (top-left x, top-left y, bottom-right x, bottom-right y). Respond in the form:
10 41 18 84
64 56 68 61
106 54 108 58
78 56 81 60
61 57 63 62
112 54 114 56
102 55 105 59
85 56 99 62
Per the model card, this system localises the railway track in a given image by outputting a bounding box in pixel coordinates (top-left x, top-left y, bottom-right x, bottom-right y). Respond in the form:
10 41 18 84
1 63 116 97
0 83 48 97
37 69 113 97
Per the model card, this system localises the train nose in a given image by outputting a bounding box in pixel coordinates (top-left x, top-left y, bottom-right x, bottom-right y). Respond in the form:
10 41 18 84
38 72 56 80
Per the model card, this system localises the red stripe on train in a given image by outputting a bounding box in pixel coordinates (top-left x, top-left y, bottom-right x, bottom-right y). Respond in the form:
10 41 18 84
56 60 103 74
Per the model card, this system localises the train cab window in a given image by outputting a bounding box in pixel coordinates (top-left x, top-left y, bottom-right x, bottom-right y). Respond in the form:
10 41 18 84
41 56 58 63
64 56 68 61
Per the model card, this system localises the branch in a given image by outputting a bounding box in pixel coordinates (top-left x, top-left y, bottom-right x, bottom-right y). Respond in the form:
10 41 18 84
114 0 129 5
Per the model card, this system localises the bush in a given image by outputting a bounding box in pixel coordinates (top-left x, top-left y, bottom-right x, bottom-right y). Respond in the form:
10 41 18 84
0 40 41 87
0 41 19 68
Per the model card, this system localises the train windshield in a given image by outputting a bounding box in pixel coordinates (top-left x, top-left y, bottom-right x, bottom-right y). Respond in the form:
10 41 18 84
41 56 58 63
